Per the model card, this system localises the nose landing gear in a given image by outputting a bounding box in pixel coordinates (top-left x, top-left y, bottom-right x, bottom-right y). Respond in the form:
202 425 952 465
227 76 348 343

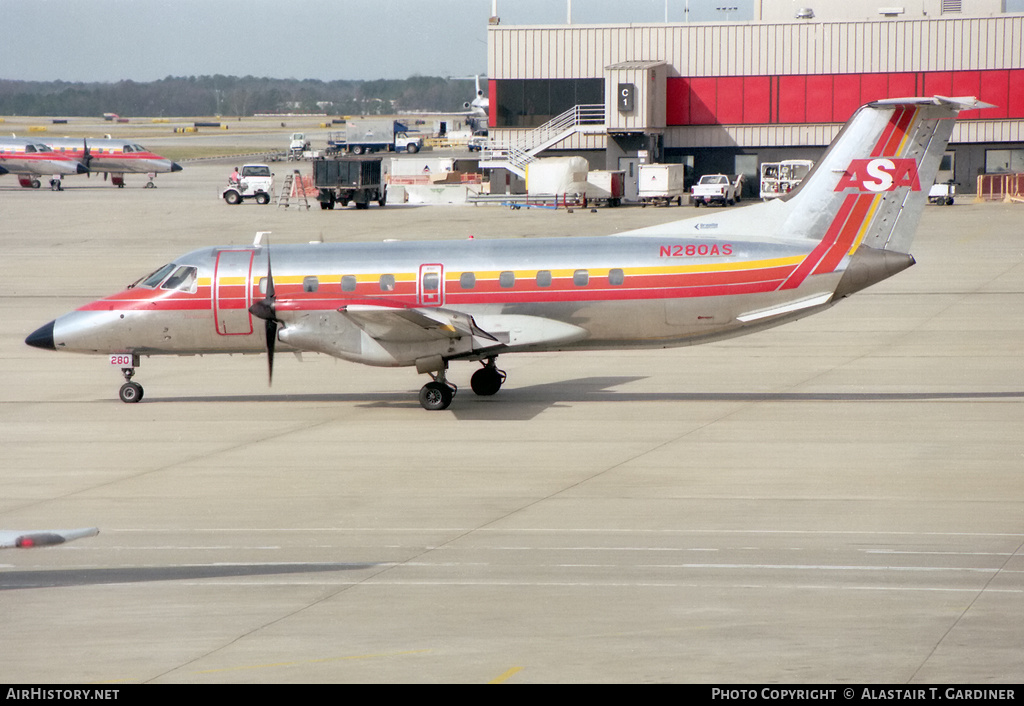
117 361 144 403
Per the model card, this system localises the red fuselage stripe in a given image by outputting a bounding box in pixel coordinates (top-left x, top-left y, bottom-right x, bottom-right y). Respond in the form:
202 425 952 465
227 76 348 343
779 194 859 290
812 193 875 275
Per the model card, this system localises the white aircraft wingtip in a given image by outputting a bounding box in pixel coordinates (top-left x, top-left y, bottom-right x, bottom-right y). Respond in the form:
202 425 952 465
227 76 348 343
0 527 99 549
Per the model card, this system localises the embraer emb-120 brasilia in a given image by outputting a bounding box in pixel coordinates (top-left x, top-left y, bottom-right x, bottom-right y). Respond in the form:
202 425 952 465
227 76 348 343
26 97 985 410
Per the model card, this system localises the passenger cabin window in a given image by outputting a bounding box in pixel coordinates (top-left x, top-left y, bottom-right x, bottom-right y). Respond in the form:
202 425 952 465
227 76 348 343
574 270 589 286
161 266 197 292
379 274 396 291
499 271 515 288
459 272 476 289
341 275 357 292
303 276 319 293
536 270 552 287
609 268 625 286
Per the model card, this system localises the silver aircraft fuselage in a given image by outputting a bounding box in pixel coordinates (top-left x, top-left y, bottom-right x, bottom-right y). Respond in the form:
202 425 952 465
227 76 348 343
25 96 982 408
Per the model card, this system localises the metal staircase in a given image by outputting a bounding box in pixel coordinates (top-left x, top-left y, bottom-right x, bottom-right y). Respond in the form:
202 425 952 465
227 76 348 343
480 104 605 178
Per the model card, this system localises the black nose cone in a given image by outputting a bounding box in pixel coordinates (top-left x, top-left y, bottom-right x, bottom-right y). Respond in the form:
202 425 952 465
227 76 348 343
25 321 55 350
170 161 183 172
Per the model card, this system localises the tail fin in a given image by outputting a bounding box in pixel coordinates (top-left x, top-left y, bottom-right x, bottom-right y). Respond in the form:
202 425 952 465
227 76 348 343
782 96 989 256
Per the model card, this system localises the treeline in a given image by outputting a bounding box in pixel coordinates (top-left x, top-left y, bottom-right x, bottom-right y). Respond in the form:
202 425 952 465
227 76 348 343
0 75 481 117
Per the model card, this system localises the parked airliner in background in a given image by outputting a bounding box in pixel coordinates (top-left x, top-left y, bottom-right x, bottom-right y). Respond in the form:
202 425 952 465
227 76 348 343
463 74 489 116
25 96 983 410
1 528 98 549
38 137 182 187
0 137 88 187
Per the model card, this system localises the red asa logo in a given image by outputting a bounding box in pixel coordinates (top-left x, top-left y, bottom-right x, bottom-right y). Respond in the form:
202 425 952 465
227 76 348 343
835 158 921 193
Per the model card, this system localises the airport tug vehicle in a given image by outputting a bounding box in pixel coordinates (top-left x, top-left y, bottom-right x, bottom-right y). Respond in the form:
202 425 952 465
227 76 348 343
222 165 274 205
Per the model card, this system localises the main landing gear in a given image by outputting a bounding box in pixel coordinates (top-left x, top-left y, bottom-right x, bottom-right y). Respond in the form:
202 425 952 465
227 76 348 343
418 358 507 411
118 361 144 403
470 358 506 397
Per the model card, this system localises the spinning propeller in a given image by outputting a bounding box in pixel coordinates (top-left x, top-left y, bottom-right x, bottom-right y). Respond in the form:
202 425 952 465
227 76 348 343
82 138 93 175
247 237 280 384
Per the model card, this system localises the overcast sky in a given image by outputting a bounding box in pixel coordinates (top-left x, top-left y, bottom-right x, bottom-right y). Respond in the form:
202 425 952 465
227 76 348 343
1 0 752 83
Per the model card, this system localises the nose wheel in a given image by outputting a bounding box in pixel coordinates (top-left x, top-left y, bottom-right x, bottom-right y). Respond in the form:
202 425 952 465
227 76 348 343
118 365 144 403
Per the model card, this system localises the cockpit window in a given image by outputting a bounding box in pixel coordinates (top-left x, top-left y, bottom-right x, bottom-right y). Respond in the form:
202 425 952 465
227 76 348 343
122 145 134 153
161 266 197 292
137 263 177 289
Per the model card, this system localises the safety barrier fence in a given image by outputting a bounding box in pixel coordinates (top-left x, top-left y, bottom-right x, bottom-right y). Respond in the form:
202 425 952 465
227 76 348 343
975 173 1024 202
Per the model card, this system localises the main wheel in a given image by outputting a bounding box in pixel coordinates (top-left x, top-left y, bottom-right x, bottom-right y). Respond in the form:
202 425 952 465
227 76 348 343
119 382 144 403
419 382 453 411
471 367 505 396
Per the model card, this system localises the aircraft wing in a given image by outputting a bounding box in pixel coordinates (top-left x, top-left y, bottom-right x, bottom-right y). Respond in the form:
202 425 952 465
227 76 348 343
0 528 99 549
340 304 499 344
337 304 589 350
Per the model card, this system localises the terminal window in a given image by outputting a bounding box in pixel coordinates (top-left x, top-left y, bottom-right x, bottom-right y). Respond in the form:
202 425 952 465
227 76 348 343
494 79 604 129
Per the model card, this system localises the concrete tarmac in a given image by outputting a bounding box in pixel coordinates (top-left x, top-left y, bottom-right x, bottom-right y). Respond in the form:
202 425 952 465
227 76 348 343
1 163 1022 684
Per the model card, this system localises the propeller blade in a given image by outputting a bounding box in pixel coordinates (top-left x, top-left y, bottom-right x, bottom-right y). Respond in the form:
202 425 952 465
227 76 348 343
246 243 278 386
265 318 278 385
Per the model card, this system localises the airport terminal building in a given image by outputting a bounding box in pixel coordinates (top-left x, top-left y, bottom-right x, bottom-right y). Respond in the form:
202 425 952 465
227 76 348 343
483 0 1024 196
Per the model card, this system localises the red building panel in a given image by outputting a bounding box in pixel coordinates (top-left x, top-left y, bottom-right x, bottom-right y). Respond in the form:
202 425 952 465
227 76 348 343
860 73 890 104
951 71 981 119
665 77 690 124
1008 70 1024 118
743 76 771 124
661 69 1024 126
887 72 918 98
716 77 745 124
923 72 953 99
688 77 718 125
777 75 806 123
489 79 497 128
806 75 834 122
833 74 862 122
979 70 1009 119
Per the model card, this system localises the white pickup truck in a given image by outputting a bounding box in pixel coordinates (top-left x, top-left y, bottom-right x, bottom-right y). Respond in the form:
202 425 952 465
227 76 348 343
691 174 742 207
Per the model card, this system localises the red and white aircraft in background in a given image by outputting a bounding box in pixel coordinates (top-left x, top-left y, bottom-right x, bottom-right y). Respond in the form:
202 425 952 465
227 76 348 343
26 96 984 410
0 137 88 188
40 137 183 187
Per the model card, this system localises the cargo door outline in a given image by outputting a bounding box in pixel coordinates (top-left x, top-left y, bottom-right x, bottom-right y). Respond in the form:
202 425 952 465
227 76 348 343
214 250 254 335
418 264 444 307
